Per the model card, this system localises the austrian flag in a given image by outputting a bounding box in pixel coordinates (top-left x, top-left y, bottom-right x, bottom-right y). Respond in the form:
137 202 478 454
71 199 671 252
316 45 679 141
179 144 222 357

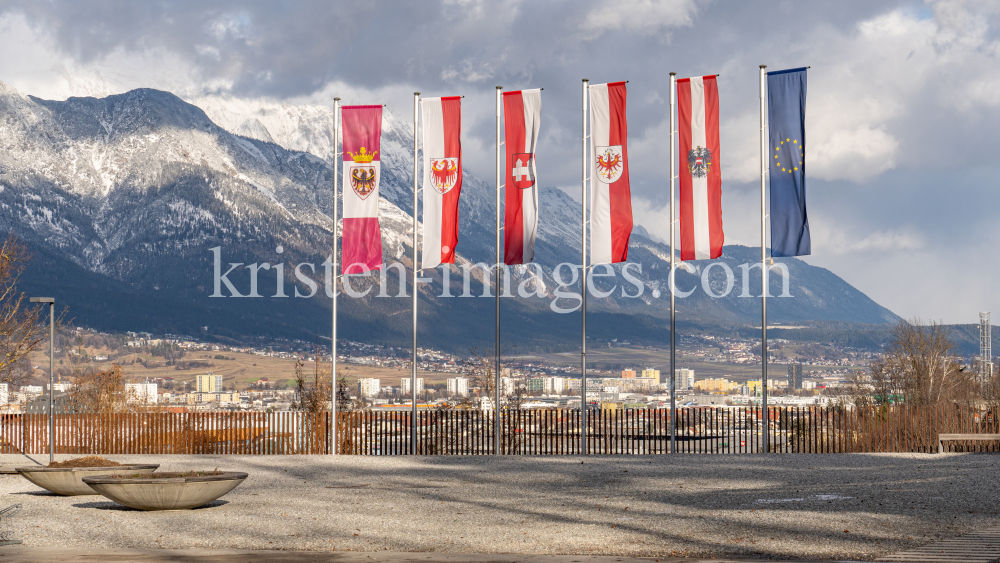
677 75 724 260
341 105 383 275
503 89 541 265
420 96 462 269
589 81 633 265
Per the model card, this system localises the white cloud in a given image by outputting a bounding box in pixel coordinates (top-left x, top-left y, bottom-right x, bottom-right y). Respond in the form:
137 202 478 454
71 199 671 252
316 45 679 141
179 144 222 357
580 0 698 36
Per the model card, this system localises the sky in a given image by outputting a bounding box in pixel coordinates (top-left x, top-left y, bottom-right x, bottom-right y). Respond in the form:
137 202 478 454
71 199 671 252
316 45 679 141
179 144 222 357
0 0 998 324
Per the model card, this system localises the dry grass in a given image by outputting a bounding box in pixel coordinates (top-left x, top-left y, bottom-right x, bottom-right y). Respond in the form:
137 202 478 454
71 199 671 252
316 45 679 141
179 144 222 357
48 456 122 468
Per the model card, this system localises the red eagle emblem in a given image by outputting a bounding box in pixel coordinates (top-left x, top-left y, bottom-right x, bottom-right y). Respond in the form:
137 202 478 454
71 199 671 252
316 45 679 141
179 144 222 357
595 145 624 184
430 157 459 194
349 166 377 199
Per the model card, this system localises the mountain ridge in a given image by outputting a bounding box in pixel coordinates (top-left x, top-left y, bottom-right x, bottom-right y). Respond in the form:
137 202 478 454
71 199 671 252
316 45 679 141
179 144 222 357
0 81 898 351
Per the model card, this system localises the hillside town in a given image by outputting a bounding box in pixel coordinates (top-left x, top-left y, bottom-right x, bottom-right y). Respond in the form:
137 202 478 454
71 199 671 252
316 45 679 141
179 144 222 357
2 328 887 414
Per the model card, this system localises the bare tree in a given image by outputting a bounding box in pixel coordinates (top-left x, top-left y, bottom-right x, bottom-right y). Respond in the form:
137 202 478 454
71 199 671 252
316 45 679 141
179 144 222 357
463 341 525 410
462 341 528 453
66 364 137 413
292 343 333 413
0 235 47 387
850 319 976 407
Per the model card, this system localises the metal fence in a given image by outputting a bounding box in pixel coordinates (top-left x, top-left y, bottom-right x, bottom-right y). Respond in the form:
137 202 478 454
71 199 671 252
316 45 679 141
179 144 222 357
1 405 998 455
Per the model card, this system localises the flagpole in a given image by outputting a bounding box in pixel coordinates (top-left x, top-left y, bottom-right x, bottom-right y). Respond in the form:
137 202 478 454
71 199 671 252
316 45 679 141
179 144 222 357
495 85 503 455
580 78 589 455
759 65 769 454
412 91 420 455
668 72 677 455
331 97 340 455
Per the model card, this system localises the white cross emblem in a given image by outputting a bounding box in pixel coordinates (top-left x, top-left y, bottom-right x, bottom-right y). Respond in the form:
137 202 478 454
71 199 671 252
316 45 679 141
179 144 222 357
514 158 533 182
511 153 535 189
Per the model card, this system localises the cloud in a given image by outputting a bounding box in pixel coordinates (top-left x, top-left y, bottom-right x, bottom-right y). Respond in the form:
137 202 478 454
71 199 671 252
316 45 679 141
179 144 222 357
3 0 1000 322
579 0 698 36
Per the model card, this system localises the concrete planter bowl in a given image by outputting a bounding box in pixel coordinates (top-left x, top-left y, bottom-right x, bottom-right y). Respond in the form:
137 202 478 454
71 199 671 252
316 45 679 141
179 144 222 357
15 465 159 496
82 472 248 511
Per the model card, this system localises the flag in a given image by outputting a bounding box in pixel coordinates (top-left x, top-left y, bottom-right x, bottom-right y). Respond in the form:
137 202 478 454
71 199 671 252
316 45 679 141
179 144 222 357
421 96 462 269
341 105 383 275
503 89 541 265
768 67 810 257
677 74 724 260
589 81 633 265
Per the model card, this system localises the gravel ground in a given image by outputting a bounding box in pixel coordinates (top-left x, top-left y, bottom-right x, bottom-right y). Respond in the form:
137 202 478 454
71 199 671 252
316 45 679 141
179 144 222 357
0 453 995 560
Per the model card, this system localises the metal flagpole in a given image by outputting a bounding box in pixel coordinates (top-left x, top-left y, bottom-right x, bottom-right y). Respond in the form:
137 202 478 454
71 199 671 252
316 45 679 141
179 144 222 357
580 78 589 455
669 72 677 454
759 65 769 454
331 97 340 455
412 91 420 455
495 86 503 455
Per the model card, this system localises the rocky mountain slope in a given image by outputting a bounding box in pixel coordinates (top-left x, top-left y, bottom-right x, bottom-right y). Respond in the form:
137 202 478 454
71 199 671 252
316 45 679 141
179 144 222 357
0 82 898 351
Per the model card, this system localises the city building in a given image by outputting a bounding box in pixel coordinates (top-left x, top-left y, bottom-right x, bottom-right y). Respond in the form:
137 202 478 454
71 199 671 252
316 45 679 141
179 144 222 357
358 378 381 398
677 369 695 389
526 377 544 393
621 369 636 379
543 377 565 395
641 369 660 380
196 374 224 393
125 382 158 404
695 378 739 394
500 377 515 396
401 377 424 395
789 363 803 389
0 383 7 405
446 377 469 397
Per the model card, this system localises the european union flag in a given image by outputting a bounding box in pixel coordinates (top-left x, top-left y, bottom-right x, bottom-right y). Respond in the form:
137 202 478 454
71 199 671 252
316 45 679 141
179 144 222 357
768 68 809 257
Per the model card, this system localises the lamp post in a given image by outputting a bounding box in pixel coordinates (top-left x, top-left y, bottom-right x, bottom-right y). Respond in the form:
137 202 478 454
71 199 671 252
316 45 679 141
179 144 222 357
30 297 55 464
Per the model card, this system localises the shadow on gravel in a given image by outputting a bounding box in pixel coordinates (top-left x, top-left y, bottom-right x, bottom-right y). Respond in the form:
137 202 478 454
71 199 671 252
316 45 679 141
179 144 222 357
47 453 997 560
263 453 997 560
71 499 230 511
9 489 60 496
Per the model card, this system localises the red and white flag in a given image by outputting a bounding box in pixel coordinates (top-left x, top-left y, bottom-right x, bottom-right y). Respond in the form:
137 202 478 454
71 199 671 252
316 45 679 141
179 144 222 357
589 81 633 265
421 96 462 269
341 105 383 275
503 89 541 265
677 75 724 260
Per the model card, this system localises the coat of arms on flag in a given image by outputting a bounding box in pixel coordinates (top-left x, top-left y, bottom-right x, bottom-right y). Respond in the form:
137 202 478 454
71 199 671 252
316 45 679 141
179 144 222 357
511 153 535 189
595 145 624 184
430 157 459 194
349 166 377 199
687 146 712 178
347 146 378 200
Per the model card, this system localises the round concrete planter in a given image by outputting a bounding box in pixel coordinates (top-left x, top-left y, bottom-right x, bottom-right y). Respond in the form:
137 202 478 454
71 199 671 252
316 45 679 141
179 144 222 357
82 472 248 511
15 465 159 496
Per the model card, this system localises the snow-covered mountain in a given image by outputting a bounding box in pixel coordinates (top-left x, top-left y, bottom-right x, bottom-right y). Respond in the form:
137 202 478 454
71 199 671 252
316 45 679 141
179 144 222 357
0 82 898 349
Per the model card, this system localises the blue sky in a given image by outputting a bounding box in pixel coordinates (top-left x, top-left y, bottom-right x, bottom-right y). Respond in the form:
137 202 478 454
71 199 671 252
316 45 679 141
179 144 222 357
0 0 998 324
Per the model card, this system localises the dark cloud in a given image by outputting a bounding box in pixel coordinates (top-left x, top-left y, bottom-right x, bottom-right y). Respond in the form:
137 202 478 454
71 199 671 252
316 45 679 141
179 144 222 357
4 0 1000 322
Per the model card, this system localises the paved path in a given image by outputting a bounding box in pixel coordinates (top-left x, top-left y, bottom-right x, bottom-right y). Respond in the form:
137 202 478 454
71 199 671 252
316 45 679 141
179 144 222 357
1 453 995 561
0 547 859 563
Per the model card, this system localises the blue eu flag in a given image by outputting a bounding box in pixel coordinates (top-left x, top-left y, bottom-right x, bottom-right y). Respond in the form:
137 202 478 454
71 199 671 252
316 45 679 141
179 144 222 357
768 68 809 257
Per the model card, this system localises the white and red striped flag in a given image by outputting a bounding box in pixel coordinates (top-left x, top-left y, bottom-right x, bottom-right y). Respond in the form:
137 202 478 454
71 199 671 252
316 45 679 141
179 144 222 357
503 89 541 265
421 96 462 269
341 105 383 275
677 75 724 260
589 81 633 265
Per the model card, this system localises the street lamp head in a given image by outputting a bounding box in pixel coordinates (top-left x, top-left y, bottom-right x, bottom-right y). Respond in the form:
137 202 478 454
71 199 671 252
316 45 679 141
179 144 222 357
30 297 54 303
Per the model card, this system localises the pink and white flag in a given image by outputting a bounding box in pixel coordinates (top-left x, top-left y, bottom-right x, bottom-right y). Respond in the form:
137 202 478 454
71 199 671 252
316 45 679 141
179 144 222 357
677 75 724 260
421 96 462 269
341 105 383 275
503 89 541 265
589 81 633 265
